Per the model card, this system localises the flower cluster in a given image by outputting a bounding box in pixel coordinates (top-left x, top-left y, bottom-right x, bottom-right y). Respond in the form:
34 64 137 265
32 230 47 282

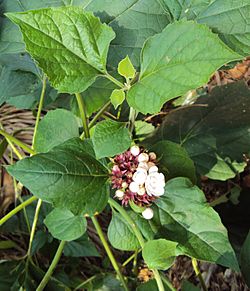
111 145 165 219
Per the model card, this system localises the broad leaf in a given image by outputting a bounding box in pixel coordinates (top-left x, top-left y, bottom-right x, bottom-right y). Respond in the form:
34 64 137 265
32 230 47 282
6 7 115 93
127 21 242 114
84 0 170 68
92 120 131 159
161 0 250 55
150 141 196 183
108 211 140 251
34 109 79 153
7 138 108 215
240 231 250 287
156 177 239 271
142 239 177 270
148 82 250 181
44 208 87 241
64 234 100 257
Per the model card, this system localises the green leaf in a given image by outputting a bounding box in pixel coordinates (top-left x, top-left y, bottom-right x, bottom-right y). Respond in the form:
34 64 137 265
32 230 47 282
150 141 196 183
0 65 39 105
6 7 115 93
161 0 250 56
147 81 250 181
127 21 242 114
108 211 140 251
142 239 177 270
34 109 79 153
240 231 250 287
156 177 239 271
118 55 136 79
135 120 155 141
92 119 131 159
136 279 173 291
44 208 87 241
7 138 108 215
64 234 100 257
110 89 125 109
84 0 170 68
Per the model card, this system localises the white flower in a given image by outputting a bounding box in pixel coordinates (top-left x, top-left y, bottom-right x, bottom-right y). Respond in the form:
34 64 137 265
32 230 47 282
130 145 140 156
115 189 124 199
138 153 149 163
148 165 158 174
132 169 147 185
122 182 128 189
142 208 154 220
145 172 165 196
129 181 140 193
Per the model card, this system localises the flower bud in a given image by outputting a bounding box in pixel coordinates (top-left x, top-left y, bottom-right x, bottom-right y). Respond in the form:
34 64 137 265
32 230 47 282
138 153 149 163
138 162 149 171
115 189 124 199
137 186 146 196
130 145 140 156
142 208 154 220
129 181 140 193
122 182 128 189
149 152 157 161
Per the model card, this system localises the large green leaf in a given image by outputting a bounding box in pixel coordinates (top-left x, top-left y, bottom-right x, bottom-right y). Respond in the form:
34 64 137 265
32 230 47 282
7 138 108 215
108 211 140 251
127 21 242 114
34 109 79 153
92 120 131 159
150 141 196 183
44 208 87 241
84 0 170 68
142 239 177 270
156 177 239 271
147 82 250 181
6 7 115 93
240 231 250 287
161 0 250 55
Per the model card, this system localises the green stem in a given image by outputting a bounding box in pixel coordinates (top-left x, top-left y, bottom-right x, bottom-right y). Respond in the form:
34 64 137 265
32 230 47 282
74 274 98 290
128 107 137 134
89 101 111 129
108 198 166 291
192 258 208 291
160 272 176 291
27 199 43 258
0 129 35 155
75 93 90 138
7 138 24 160
32 75 47 148
0 196 38 226
122 249 141 267
37 240 66 291
91 216 128 291
105 73 124 88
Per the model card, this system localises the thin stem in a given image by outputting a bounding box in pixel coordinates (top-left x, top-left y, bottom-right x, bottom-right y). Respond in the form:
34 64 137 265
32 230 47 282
105 73 124 88
91 216 128 291
27 199 43 258
75 93 90 138
32 75 47 148
160 272 176 291
122 249 141 267
37 240 66 291
192 258 208 291
7 139 24 160
89 101 111 129
108 198 166 291
128 107 138 134
74 274 98 290
0 129 35 155
0 196 38 226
